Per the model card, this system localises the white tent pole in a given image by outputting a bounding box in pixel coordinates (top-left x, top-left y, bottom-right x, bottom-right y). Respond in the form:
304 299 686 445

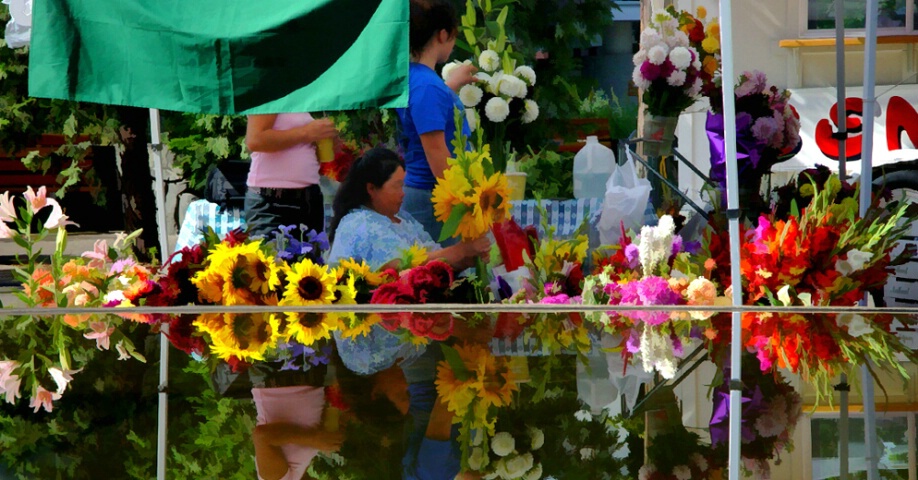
149 107 171 480
717 0 742 478
859 2 880 480
834 0 850 478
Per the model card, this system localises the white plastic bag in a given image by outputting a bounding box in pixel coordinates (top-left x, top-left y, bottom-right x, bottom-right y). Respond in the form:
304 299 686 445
597 151 652 245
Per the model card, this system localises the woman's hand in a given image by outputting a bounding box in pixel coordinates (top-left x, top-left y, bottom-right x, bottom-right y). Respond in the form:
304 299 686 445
462 236 491 263
445 63 479 92
301 118 338 144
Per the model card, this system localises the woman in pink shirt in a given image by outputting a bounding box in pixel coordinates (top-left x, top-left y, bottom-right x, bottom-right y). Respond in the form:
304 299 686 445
245 113 338 238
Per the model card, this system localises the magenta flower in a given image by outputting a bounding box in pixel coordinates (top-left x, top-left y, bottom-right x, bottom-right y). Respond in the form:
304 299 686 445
640 61 662 81
618 276 683 326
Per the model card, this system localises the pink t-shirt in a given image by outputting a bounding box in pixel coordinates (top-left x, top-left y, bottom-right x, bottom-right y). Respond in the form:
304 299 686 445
247 113 321 188
252 385 325 480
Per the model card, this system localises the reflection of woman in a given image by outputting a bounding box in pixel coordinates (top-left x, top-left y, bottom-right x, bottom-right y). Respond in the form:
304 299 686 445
251 370 343 480
326 147 489 270
244 113 338 238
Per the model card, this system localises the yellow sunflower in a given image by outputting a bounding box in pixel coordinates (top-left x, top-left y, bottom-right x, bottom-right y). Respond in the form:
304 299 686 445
193 312 281 362
398 244 429 269
435 360 476 414
465 172 510 240
279 259 337 306
283 312 338 346
194 242 281 305
192 269 226 304
337 258 389 287
432 166 475 225
338 313 382 340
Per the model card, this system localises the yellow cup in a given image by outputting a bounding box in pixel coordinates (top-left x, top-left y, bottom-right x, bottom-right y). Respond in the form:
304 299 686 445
317 138 335 163
505 172 527 201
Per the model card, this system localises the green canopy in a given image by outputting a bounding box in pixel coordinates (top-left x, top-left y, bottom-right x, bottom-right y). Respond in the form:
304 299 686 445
28 0 408 114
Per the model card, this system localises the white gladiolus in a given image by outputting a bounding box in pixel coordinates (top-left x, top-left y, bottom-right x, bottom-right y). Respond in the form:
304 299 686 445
846 249 873 271
837 312 874 337
522 99 540 124
574 409 592 422
468 447 488 470
459 84 483 107
484 97 510 123
688 77 703 97
669 46 692 70
466 108 480 132
514 65 537 86
475 71 492 84
487 72 505 94
647 45 668 65
491 432 516 457
479 49 501 72
672 465 692 480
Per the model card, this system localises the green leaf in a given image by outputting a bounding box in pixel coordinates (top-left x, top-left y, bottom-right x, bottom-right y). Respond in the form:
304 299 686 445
62 113 78 137
440 344 471 381
438 203 468 242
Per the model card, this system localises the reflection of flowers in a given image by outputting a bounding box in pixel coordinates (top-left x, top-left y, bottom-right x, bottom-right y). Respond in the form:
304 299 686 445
193 312 282 362
709 358 803 479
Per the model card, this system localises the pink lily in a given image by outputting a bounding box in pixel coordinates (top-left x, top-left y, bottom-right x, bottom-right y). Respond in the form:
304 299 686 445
0 220 13 239
23 186 48 214
0 360 22 404
0 191 16 223
84 321 115 350
41 198 78 230
82 239 109 269
49 366 82 394
30 385 62 413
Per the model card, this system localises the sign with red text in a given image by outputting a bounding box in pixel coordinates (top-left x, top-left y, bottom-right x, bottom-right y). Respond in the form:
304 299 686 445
784 86 918 172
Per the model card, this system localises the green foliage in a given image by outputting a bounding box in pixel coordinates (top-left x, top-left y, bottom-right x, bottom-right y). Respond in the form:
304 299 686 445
506 0 618 122
0 4 121 202
163 113 249 194
517 147 574 199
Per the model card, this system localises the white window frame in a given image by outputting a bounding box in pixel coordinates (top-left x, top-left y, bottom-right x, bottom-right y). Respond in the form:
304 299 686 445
800 0 917 38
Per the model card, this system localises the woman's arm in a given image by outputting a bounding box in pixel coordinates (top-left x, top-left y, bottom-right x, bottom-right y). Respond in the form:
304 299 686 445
245 114 337 153
252 423 344 480
427 236 491 271
419 131 451 179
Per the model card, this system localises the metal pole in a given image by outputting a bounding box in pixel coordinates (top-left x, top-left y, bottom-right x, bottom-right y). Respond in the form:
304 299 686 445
717 0 743 478
834 2 850 479
859 2 880 479
835 0 848 180
150 107 170 480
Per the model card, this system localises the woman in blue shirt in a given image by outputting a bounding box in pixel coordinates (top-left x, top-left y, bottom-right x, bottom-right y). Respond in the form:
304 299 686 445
397 0 477 244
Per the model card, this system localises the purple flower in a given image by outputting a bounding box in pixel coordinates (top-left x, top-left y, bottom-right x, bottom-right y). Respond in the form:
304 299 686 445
640 61 662 81
624 243 640 269
618 276 683 326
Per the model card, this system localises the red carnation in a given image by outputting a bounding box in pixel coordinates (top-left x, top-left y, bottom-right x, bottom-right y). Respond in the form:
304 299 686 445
370 281 417 305
406 313 454 341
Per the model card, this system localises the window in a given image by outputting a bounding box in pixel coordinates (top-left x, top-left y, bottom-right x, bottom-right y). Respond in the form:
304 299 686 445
811 413 915 480
806 0 915 35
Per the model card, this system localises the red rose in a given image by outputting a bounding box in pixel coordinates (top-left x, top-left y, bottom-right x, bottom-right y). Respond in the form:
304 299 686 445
406 313 454 341
423 260 454 290
370 281 417 305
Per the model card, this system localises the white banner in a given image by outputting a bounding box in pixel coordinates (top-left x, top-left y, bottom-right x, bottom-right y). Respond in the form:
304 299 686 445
783 85 918 172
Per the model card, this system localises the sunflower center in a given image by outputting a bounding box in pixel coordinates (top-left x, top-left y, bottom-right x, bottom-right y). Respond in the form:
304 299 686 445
479 189 498 211
298 277 324 301
299 313 324 328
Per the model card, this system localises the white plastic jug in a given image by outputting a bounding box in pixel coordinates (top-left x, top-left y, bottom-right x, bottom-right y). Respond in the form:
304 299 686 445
573 136 616 199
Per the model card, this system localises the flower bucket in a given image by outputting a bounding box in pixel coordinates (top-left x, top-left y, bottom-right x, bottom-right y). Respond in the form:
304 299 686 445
642 114 679 157
505 172 527 201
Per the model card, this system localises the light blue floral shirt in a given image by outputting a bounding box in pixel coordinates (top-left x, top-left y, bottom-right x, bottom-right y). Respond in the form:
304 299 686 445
327 207 438 270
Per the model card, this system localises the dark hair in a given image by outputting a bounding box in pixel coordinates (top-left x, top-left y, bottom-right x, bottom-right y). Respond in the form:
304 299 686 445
329 147 405 243
409 0 459 57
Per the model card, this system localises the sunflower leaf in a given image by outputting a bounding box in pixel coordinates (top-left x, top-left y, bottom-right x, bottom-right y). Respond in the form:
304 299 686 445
439 203 468 242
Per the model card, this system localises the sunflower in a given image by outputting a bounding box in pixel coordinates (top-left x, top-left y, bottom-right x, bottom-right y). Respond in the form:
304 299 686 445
398 244 429 269
283 312 338 346
432 167 475 225
279 258 337 306
193 242 281 305
464 172 510 240
435 359 476 414
338 313 382 340
193 312 281 362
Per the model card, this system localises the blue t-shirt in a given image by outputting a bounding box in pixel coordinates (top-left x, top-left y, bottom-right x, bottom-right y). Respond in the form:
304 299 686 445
397 63 471 190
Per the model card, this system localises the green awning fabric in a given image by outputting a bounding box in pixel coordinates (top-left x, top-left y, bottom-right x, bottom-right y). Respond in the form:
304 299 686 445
28 0 408 114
